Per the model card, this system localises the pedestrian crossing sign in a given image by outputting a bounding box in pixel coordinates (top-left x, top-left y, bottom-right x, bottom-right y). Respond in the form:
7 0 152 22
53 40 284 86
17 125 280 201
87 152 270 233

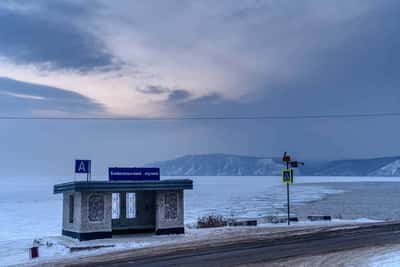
282 169 294 184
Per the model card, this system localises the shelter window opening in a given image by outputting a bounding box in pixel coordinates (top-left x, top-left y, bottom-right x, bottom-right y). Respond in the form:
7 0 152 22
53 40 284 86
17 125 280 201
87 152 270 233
112 193 120 219
69 195 74 223
126 193 136 219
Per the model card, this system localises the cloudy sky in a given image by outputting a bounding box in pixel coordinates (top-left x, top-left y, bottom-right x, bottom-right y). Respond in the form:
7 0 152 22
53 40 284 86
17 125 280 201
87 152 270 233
0 0 400 177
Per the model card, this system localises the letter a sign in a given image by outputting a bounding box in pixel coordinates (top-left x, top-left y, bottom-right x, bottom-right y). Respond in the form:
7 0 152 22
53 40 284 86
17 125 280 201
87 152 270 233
75 160 91 174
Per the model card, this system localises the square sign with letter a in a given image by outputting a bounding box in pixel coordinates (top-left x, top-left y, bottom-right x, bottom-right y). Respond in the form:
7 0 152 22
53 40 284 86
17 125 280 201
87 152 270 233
75 160 91 174
282 169 294 184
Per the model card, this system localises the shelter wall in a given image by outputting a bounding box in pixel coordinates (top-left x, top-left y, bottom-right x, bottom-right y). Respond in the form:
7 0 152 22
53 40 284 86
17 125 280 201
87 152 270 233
62 192 81 233
155 190 184 234
62 192 112 241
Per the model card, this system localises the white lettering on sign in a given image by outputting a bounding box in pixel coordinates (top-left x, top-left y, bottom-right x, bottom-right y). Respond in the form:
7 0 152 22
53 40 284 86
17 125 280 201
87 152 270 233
110 171 142 176
109 171 159 176
144 172 159 176
78 161 87 172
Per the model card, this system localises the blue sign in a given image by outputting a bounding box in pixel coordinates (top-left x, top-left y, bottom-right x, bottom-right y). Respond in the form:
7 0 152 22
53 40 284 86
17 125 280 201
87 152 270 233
75 160 91 174
109 167 160 181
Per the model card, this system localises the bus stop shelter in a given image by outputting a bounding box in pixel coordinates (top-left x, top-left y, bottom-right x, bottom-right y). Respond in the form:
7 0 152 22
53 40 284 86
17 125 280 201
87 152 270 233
54 179 193 241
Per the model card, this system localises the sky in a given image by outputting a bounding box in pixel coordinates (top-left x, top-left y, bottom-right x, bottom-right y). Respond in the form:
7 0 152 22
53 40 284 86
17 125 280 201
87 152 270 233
0 0 400 177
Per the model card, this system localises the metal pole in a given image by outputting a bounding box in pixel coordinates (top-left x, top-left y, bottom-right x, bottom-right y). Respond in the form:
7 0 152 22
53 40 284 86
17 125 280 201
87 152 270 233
87 161 91 182
287 183 290 225
286 161 290 226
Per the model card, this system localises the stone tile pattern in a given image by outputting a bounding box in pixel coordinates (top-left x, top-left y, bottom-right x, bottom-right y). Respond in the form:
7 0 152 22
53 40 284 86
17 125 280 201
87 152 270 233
62 192 112 234
156 190 184 231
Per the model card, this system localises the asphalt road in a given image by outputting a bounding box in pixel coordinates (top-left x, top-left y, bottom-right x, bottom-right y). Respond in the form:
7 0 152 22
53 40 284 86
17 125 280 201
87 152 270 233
64 222 400 267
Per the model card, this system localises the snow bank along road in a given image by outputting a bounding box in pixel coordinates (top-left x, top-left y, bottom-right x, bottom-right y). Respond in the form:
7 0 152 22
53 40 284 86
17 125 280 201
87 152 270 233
39 221 400 267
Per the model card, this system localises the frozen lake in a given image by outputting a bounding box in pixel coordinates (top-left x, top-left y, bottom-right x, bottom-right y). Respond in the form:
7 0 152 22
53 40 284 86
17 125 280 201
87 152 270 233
1 176 400 266
1 176 400 242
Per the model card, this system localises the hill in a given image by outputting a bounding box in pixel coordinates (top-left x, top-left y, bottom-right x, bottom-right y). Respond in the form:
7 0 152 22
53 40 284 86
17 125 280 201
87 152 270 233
147 154 400 176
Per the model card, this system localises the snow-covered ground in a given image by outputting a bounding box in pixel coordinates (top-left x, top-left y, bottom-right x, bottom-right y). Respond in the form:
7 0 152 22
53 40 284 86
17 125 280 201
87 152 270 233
1 176 400 266
3 219 383 266
367 247 400 267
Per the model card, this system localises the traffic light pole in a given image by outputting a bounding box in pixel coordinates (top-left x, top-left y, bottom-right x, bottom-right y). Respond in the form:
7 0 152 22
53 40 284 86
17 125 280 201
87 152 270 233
286 161 290 226
282 152 304 227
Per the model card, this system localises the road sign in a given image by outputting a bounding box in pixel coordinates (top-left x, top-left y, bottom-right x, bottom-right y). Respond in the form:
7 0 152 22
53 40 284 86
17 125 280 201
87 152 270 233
109 167 160 181
282 169 294 184
290 161 304 168
75 160 91 174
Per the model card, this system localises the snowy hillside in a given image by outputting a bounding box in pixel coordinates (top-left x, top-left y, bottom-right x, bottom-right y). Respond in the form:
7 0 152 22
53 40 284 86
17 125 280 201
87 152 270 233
146 154 400 177
147 154 283 176
369 160 400 176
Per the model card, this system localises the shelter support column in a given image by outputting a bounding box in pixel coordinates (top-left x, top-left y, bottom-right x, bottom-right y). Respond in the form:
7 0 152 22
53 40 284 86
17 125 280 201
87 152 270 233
62 192 112 241
155 190 184 235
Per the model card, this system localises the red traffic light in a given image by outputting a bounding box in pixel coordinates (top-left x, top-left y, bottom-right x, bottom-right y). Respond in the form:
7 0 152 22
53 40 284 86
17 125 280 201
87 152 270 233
282 152 291 162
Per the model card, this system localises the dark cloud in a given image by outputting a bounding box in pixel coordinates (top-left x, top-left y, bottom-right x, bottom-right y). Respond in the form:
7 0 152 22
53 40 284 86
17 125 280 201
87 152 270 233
0 1 116 71
264 1 400 115
137 85 169 95
1 0 400 164
170 1 400 117
0 77 104 114
175 93 225 110
138 86 194 104
44 0 99 17
187 93 224 105
167 89 191 102
153 1 400 159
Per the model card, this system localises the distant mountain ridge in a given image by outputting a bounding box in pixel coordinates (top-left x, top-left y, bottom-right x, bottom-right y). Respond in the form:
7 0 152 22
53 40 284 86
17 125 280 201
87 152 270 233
146 154 400 177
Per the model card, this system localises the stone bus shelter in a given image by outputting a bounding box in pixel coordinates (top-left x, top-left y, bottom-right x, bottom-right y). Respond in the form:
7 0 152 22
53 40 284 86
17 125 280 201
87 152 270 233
53 179 193 241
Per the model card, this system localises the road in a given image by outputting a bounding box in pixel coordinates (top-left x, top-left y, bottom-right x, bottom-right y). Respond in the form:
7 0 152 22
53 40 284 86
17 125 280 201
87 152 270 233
51 221 400 267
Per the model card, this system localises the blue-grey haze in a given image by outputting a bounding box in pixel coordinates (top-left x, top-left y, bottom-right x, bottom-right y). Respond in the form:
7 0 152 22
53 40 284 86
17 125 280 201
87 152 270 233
1 1 400 176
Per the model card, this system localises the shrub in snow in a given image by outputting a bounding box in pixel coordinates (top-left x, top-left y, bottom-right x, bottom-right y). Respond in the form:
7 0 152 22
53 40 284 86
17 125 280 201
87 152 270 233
197 215 227 228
